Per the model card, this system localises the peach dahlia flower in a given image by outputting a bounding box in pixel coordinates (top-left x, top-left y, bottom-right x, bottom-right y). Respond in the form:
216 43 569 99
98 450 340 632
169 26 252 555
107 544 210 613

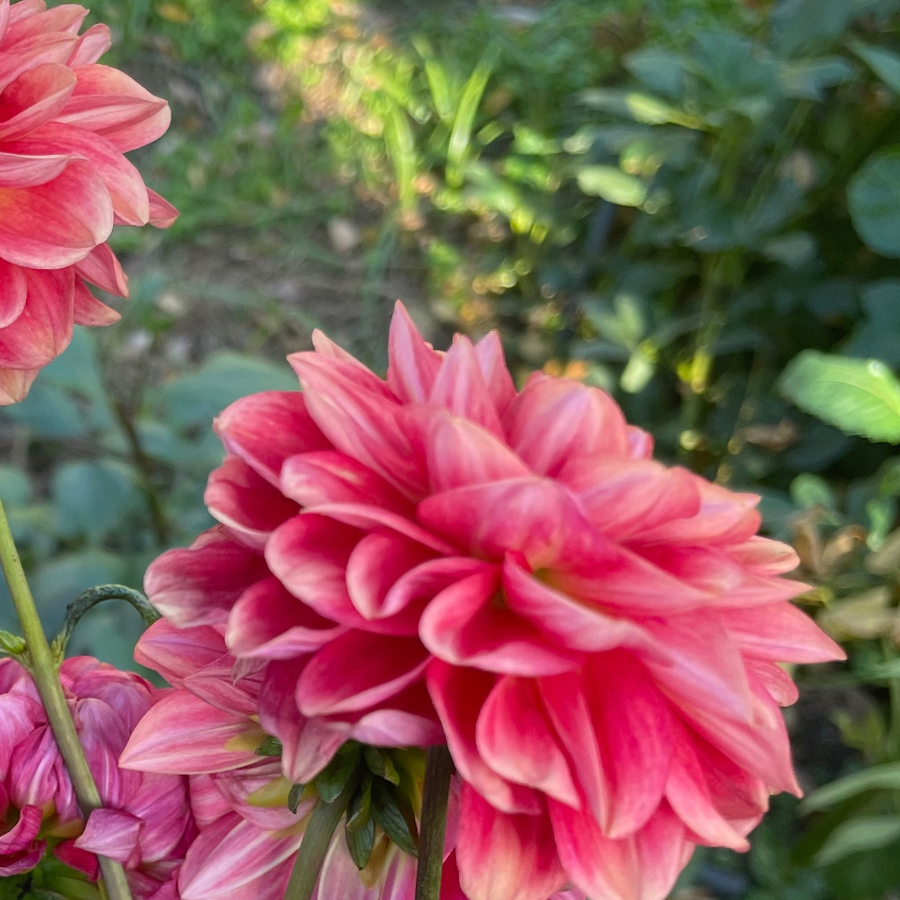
0 0 175 403
141 302 843 900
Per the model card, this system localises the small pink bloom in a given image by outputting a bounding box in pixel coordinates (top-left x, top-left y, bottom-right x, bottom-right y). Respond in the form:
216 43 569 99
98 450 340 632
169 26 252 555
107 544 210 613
140 302 844 900
0 0 176 403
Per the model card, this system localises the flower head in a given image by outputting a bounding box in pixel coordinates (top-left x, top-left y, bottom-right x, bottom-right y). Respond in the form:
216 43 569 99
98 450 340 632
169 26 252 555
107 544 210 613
0 0 176 403
0 656 193 897
141 302 844 900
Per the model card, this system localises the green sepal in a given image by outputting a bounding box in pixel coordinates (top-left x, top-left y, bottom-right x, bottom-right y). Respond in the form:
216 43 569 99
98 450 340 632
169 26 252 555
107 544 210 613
364 747 401 785
288 782 306 814
345 815 376 870
317 743 362 803
255 736 283 757
346 772 374 832
371 778 419 857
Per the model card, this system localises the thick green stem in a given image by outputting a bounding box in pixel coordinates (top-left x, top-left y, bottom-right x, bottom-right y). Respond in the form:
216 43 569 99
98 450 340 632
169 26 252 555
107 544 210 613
0 497 133 900
284 779 356 900
414 746 454 900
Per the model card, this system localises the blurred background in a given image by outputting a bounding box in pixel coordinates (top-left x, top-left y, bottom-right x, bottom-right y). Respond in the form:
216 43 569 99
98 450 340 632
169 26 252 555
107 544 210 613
2 0 900 896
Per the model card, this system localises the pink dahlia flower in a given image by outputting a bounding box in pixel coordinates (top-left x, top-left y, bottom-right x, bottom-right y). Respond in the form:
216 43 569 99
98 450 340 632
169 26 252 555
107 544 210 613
0 656 194 897
0 0 176 404
142 302 844 900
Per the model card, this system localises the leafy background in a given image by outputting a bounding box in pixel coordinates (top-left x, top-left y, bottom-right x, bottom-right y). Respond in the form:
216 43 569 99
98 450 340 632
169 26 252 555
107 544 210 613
3 0 900 896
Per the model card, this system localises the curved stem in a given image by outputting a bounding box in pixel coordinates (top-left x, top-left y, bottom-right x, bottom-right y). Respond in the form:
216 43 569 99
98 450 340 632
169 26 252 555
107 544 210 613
52 585 160 661
284 778 356 900
0 497 133 900
414 746 454 900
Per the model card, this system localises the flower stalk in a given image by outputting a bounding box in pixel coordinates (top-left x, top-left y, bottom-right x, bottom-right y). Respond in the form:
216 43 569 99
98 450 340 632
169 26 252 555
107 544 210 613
414 746 454 900
0 496 134 900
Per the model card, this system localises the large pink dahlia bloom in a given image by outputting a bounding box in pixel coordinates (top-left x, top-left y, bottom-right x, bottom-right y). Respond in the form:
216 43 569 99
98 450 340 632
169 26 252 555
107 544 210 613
143 302 843 900
0 0 176 404
0 656 194 898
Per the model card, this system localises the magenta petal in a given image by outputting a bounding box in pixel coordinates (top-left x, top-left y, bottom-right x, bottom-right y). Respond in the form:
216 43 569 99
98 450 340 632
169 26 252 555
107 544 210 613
75 808 142 865
74 242 128 295
0 268 73 369
133 619 227 684
473 330 517 416
296 631 429 716
0 258 26 327
386 300 442 403
227 576 342 660
67 22 111 66
214 391 331 487
456 785 566 900
0 62 76 141
382 556 486 619
427 661 543 815
475 675 579 807
347 681 443 747
0 149 68 188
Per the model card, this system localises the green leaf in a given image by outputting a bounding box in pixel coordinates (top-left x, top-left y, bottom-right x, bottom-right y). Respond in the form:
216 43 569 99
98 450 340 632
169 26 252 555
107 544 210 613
780 351 900 443
851 41 900 96
801 762 900 812
624 48 686 99
576 166 647 207
578 88 706 129
790 473 837 511
848 148 900 257
814 815 900 866
0 466 31 508
255 736 283 757
288 783 306 814
371 779 418 857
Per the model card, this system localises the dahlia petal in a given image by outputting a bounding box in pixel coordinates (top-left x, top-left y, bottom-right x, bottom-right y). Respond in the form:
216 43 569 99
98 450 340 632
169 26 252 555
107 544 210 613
430 335 504 437
119 692 262 774
227 576 342 660
0 149 67 187
0 267 73 368
747 658 800 707
626 425 654 459
0 692 41 773
457 785 567 900
721 602 845 663
0 62 76 141
4 4 86 43
182 658 260 717
296 631 429 716
347 682 443 747
420 567 579 676
473 330 517 415
73 279 119 325
0 0 9 42
503 374 629 476
381 556 486 619
290 352 426 497
0 157 112 267
74 242 128 295
311 329 391 390
426 412 530 493
205 455 298 549
476 676 579 807
281 449 410 513
725 536 800 575
75 808 142 866
147 187 178 226
52 839 100 879
387 300 442 402
347 531 436 620
0 33 78 94
0 803 41 854
77 696 140 807
0 367 37 404
178 812 302 900
548 801 689 900
214 391 330 487
561 457 701 538
266 514 363 625
5 0 42 25
585 653 674 837
67 22 111 66
0 257 26 326
60 63 171 152
134 619 227 684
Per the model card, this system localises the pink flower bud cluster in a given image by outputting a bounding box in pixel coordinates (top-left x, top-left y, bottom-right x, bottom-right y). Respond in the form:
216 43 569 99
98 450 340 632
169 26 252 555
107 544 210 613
0 0 176 405
0 656 194 898
123 303 844 900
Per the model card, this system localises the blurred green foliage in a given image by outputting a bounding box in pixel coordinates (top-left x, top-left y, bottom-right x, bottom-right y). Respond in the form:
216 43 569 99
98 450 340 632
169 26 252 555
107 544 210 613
6 0 900 897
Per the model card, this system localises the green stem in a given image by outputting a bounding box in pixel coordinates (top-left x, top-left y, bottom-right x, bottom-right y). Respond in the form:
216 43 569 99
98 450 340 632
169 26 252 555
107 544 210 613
414 746 454 900
52 585 160 661
0 497 133 900
284 778 356 900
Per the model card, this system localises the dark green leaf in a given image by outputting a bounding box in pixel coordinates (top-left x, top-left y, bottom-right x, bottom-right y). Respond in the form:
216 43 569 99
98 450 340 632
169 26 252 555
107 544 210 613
801 763 900 812
814 815 900 866
852 41 900 96
364 747 401 785
52 460 141 543
848 148 900 257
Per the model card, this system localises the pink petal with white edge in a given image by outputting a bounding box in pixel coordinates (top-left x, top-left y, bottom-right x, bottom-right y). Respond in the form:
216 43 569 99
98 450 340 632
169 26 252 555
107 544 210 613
0 258 26 327
0 157 112 267
584 652 674 838
4 5 87 43
746 658 800 707
311 329 395 394
281 449 410 513
476 675 580 807
75 242 128 295
0 367 37 405
227 576 342 660
61 63 171 152
134 619 227 684
550 801 691 900
145 528 269 628
429 334 504 437
627 426 654 459
73 280 120 326
0 149 68 188
147 187 178 227
0 268 73 369
67 22 111 66
296 630 429 716
457 785 567 900
0 62 76 141
420 567 578 676
0 803 42 858
427 661 543 815
473 330 517 416
0 34 78 95
381 555 486 619
205 455 298 550
214 391 331 487
426 411 530 493
725 536 801 575
119 691 262 774
178 812 302 900
75 808 142 866
346 681 443 747
387 301 442 403
721 601 845 663
503 374 629 476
